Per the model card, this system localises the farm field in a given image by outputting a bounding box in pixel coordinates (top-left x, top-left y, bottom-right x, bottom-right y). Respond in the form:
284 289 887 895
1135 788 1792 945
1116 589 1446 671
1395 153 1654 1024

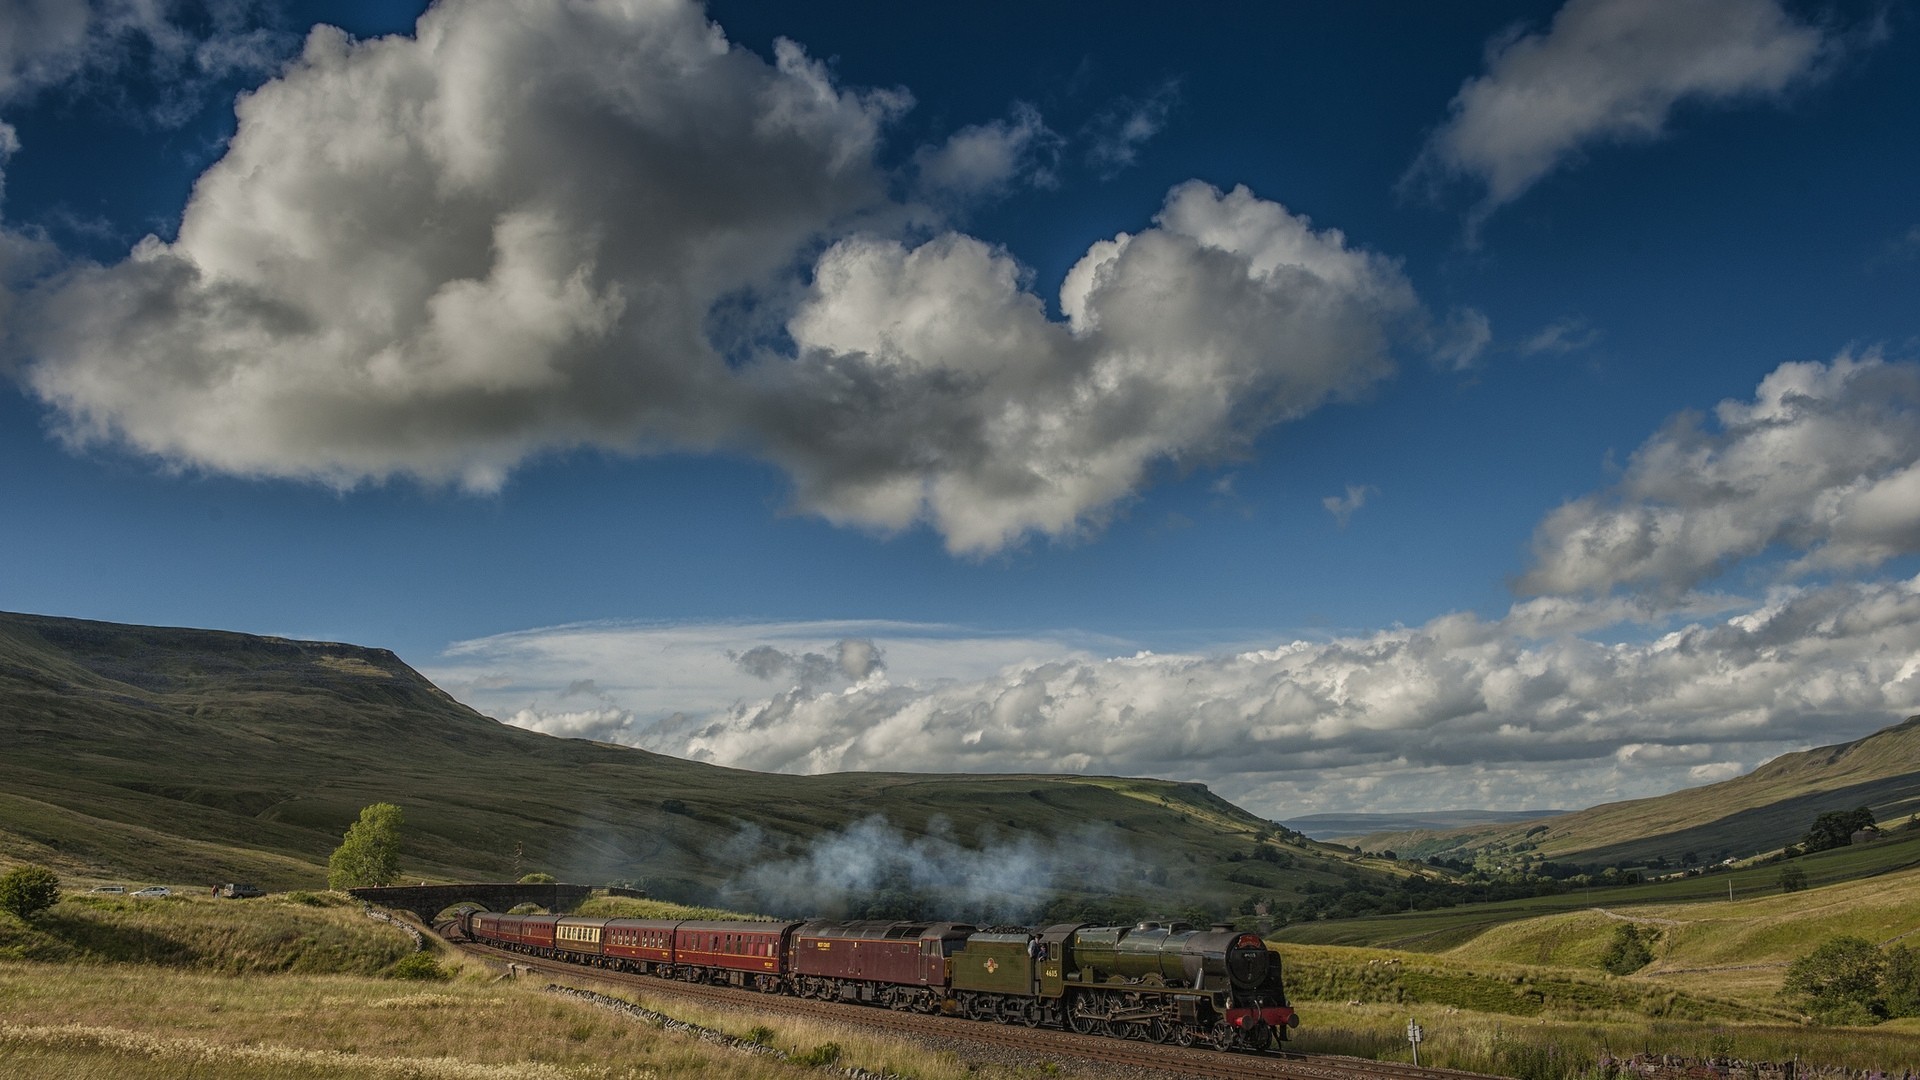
1263 844 1920 1074
1273 826 1920 951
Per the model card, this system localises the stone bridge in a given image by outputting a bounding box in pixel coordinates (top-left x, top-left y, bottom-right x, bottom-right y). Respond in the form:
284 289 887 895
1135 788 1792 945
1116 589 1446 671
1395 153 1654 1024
347 882 594 923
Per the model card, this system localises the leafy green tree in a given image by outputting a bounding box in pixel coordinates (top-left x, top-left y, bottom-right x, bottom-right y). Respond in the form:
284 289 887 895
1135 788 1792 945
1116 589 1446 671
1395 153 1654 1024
1601 923 1654 975
0 864 60 921
1803 807 1876 853
1784 935 1887 1023
1778 863 1808 893
1884 944 1920 1019
327 803 404 889
517 872 556 884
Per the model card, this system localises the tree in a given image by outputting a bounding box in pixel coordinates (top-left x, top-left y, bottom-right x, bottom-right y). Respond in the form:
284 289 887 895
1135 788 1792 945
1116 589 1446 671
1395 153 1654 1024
1601 923 1654 975
518 872 556 884
1778 863 1808 893
1804 807 1876 854
328 803 404 889
0 864 60 921
1784 935 1887 1023
1884 944 1920 1019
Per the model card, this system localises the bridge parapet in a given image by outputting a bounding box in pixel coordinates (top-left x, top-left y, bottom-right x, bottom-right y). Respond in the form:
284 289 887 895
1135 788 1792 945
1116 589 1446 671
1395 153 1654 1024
347 882 594 923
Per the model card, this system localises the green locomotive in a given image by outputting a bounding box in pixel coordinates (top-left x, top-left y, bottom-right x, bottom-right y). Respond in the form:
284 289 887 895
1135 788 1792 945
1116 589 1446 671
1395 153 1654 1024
950 920 1295 1049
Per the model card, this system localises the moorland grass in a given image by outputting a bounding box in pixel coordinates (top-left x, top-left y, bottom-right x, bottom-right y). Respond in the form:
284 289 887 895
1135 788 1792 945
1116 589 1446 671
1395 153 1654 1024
0 891 416 973
0 893 1065 1080
0 961 1063 1080
1290 1002 1920 1078
568 896 767 921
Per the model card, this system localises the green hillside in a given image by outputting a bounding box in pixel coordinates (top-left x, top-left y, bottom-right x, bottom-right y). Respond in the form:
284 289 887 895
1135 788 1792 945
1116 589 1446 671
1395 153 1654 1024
0 610 1397 918
1358 716 1920 868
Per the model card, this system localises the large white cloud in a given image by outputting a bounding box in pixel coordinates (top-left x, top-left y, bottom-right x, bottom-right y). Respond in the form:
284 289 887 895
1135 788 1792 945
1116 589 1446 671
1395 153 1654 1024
755 181 1417 553
1522 353 1920 597
12 0 1426 554
1410 0 1833 220
432 573 1920 818
20 0 905 490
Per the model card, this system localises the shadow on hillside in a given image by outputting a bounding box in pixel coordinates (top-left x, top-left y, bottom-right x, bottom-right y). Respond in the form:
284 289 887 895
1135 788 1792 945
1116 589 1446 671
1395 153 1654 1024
1572 775 1920 868
1 908 200 966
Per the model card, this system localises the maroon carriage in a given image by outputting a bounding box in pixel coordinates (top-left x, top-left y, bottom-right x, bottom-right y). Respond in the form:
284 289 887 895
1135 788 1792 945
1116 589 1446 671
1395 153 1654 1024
671 920 799 990
600 918 678 970
471 912 559 952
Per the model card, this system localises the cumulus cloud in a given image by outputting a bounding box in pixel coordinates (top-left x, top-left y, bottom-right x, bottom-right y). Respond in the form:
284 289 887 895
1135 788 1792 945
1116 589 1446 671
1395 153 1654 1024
1084 79 1178 179
20 0 907 490
1521 353 1920 597
759 181 1419 552
1431 307 1492 370
1322 483 1374 528
913 103 1059 200
438 575 1920 817
426 619 1112 749
12 0 1426 555
0 0 289 123
731 638 885 685
1409 0 1833 222
1520 317 1599 356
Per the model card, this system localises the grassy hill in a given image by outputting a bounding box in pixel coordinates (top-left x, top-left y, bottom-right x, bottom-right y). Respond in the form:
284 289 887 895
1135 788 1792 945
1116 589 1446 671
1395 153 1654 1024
0 610 1402 919
1356 716 1920 868
1273 821 1920 952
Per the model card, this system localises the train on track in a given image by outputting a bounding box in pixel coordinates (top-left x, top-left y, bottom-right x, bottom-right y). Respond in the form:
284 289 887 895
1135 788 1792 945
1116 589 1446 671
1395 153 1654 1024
461 911 1297 1051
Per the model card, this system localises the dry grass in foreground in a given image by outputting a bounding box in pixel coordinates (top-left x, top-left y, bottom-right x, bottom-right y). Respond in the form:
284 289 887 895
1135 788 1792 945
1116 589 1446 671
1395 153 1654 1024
0 961 1063 1080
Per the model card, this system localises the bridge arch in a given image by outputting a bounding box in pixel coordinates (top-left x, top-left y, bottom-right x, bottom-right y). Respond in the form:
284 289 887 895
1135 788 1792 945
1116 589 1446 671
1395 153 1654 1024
347 882 593 923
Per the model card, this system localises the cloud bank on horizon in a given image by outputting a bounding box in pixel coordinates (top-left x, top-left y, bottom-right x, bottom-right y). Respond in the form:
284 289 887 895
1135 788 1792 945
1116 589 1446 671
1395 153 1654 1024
1 0 1913 818
435 353 1920 817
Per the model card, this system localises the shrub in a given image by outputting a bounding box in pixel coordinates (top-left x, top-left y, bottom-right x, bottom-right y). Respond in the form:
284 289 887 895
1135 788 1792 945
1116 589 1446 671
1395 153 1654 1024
0 865 60 921
1601 924 1653 976
386 952 451 981
1778 864 1808 892
517 872 556 884
793 1042 843 1066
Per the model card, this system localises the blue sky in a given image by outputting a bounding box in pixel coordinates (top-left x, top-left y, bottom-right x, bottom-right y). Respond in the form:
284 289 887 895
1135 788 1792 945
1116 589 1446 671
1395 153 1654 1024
2 0 1917 817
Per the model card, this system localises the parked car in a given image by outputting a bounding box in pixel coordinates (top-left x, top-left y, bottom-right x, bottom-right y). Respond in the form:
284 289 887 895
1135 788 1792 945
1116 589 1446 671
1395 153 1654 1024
89 885 126 894
217 883 265 899
131 886 170 898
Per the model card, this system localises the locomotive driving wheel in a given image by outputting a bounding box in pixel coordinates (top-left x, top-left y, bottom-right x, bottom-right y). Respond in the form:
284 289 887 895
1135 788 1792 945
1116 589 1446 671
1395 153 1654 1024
1067 1004 1100 1035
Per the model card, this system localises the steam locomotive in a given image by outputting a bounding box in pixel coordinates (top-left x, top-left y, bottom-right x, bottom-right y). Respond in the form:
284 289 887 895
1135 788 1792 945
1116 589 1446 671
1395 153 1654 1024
463 911 1296 1050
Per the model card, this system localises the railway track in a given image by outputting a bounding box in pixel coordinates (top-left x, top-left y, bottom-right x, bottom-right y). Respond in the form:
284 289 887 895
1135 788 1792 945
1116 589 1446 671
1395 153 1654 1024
454 940 1504 1080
